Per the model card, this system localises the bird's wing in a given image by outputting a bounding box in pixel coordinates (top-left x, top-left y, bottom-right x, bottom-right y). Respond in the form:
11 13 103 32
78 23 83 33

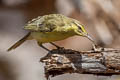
36 15 72 32
24 14 73 32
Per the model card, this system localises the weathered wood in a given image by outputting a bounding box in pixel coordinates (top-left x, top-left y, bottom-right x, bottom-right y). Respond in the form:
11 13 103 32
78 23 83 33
40 48 120 80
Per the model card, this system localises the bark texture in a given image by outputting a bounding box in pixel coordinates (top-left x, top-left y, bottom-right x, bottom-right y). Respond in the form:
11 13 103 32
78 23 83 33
40 48 120 79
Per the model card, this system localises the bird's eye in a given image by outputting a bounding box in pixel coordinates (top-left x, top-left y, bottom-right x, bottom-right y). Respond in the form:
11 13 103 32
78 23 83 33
73 20 84 32
78 26 82 30
78 26 83 33
77 24 84 32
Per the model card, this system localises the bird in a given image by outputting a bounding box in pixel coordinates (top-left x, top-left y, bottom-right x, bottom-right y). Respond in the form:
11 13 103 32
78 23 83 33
7 14 95 51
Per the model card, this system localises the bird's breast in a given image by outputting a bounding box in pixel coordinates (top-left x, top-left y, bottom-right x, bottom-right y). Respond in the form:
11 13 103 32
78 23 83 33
31 31 75 43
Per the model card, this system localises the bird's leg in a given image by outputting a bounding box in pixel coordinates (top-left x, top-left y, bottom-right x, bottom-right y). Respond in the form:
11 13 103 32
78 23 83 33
37 42 50 51
50 42 63 49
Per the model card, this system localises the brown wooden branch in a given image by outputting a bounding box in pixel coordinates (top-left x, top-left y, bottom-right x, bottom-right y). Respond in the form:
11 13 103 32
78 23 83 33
40 47 120 80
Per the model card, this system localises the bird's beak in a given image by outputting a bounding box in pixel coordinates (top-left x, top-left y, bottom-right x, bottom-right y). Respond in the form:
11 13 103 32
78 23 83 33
84 33 95 44
85 34 98 50
86 34 94 42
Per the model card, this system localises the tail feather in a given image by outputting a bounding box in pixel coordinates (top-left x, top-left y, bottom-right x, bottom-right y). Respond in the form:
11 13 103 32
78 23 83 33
7 32 31 51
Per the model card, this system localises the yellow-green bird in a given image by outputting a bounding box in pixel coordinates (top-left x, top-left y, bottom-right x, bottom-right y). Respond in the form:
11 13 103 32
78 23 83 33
7 14 95 51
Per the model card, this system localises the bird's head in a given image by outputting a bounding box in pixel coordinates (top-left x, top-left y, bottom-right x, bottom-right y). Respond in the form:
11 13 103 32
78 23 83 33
74 21 95 43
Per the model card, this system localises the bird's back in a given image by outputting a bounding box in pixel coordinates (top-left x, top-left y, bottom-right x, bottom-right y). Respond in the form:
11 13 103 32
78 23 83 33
24 14 78 32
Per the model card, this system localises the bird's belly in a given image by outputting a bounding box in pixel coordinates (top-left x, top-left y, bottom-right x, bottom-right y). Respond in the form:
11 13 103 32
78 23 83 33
31 31 74 43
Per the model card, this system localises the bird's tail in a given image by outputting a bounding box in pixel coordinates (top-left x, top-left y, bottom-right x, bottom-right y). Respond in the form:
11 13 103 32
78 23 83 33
7 32 31 51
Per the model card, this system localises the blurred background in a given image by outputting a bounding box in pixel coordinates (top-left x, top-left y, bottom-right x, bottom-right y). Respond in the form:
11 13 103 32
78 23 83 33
0 0 120 80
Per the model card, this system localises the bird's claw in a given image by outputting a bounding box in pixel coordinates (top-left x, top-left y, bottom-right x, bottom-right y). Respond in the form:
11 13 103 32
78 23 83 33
92 44 104 52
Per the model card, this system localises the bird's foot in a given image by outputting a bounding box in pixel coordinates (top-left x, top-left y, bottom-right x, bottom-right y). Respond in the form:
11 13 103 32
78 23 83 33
92 44 104 52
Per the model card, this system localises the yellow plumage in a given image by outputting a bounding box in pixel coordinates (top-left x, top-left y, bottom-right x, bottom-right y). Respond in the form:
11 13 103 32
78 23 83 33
7 14 94 51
